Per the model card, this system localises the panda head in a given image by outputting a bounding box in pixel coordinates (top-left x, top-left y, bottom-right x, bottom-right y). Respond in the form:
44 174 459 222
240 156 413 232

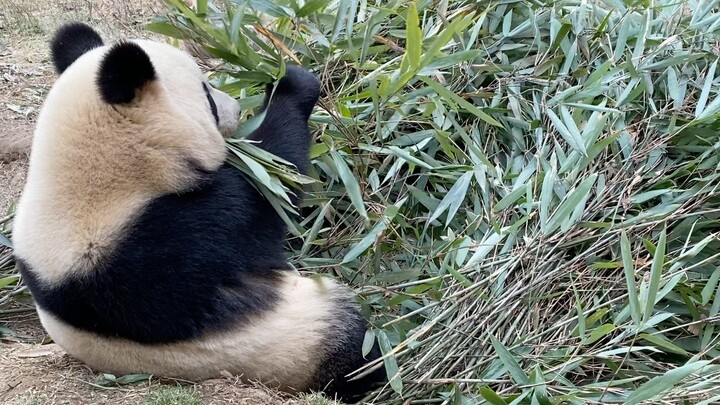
43 22 240 177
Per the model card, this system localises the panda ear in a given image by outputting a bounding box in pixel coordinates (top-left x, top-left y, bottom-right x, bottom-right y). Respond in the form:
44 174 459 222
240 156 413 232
97 42 156 105
51 22 104 74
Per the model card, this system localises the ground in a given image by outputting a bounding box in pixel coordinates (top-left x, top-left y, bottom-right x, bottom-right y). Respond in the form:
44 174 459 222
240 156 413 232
0 315 307 404
0 1 334 404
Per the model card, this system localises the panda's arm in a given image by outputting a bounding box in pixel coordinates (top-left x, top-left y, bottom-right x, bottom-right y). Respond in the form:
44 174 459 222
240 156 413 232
247 66 321 175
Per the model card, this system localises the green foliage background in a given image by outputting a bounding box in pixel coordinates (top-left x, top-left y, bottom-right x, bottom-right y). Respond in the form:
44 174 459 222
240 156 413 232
123 0 720 403
3 0 720 403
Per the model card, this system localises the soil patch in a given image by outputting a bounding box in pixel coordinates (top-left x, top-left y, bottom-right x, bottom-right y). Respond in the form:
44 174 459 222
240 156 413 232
0 342 305 405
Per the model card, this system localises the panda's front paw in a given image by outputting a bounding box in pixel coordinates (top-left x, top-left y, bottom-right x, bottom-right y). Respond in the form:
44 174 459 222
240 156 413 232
270 65 321 117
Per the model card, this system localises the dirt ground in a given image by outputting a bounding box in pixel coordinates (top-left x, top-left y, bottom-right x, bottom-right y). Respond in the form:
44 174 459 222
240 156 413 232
0 1 337 404
0 315 310 404
1 339 297 405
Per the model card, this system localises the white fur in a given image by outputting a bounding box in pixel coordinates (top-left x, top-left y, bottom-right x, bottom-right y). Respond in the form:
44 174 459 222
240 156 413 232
37 273 346 392
13 40 239 286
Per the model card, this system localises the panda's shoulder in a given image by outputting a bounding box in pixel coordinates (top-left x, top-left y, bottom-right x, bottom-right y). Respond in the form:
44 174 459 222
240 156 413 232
21 164 289 344
128 164 286 262
141 164 262 224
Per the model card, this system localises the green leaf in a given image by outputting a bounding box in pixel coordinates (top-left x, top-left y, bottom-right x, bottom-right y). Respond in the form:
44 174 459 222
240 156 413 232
547 108 587 157
489 334 529 385
405 2 422 71
638 333 689 356
331 151 369 221
494 186 526 212
248 0 294 17
574 287 586 342
695 58 718 118
144 22 189 39
300 201 333 257
330 0 351 42
232 147 274 192
377 330 403 394
421 50 481 73
0 275 19 289
387 146 434 170
643 228 666 324
420 77 503 127
235 110 267 138
297 0 328 17
229 1 248 47
420 15 475 68
625 361 710 405
361 329 376 357
539 166 556 227
426 171 473 227
479 386 508 405
621 231 641 325
341 220 387 264
94 373 150 386
466 231 504 268
585 323 615 344
115 374 151 385
701 268 720 306
195 0 207 16
544 174 596 234
447 265 472 287
0 231 11 248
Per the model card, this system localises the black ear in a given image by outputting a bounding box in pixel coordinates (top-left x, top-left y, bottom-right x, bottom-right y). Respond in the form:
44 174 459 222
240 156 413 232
97 42 156 104
51 22 104 74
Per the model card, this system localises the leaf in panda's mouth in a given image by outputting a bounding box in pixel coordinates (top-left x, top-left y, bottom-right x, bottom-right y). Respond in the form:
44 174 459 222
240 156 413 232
224 139 316 236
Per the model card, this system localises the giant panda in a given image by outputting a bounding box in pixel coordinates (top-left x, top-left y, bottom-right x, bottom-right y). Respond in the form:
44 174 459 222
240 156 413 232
11 22 384 401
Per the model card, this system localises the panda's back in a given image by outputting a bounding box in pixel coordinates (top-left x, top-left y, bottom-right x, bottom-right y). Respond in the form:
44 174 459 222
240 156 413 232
18 165 288 343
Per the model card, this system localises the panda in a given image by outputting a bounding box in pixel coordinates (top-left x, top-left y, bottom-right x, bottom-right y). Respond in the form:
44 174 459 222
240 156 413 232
12 22 384 402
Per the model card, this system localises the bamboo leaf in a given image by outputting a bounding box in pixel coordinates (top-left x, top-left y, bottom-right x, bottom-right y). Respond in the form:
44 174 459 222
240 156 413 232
626 361 711 405
695 58 718 118
621 231 642 325
331 151 369 221
405 2 422 71
643 228 666 324
547 108 587 156
544 174 597 234
0 231 11 248
490 334 529 385
426 171 473 227
420 77 503 127
377 330 403 394
341 220 387 264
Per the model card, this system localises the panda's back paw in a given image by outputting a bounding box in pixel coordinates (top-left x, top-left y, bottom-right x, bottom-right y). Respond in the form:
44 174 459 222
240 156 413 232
270 65 321 117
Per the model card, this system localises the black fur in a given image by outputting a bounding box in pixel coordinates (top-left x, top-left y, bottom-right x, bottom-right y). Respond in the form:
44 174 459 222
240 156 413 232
313 296 385 403
97 42 156 104
50 22 104 74
250 65 321 175
203 83 219 124
259 67 386 401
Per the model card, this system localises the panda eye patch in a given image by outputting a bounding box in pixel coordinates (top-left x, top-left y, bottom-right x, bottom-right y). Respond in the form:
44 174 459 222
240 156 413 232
202 83 219 125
